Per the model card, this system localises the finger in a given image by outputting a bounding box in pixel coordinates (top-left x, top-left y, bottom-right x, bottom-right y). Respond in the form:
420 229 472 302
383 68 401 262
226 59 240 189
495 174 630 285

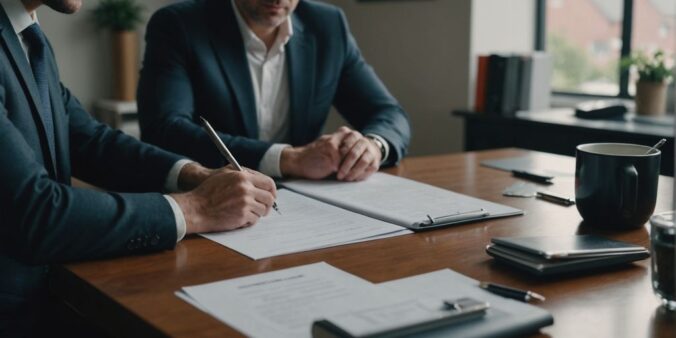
252 189 274 214
354 164 378 181
247 171 277 195
344 152 374 181
247 197 269 219
223 164 238 172
242 211 260 228
338 140 368 180
336 126 352 135
339 131 362 155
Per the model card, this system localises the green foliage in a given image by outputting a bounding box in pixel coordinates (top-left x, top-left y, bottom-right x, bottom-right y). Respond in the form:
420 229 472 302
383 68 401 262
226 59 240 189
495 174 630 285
92 0 144 31
548 33 616 91
621 50 674 83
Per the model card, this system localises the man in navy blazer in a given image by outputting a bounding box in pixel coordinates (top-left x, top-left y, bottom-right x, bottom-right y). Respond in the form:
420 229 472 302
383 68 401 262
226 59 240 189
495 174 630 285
138 0 411 182
0 0 277 335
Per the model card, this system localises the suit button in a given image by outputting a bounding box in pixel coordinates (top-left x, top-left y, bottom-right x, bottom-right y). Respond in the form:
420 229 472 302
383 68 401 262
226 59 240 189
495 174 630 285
151 235 160 246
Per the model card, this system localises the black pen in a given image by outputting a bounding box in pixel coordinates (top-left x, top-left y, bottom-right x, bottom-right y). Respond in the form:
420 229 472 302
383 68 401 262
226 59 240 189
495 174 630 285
512 170 554 184
479 282 546 302
536 191 575 206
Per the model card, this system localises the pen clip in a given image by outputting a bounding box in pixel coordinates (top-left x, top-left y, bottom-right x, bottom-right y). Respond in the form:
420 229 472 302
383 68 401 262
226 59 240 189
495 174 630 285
422 208 489 227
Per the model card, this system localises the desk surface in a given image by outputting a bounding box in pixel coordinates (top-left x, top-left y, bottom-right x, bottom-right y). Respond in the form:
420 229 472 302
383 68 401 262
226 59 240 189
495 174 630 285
52 149 676 338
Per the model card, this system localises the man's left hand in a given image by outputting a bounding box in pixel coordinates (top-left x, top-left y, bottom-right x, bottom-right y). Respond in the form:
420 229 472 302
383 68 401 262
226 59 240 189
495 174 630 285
336 126 381 181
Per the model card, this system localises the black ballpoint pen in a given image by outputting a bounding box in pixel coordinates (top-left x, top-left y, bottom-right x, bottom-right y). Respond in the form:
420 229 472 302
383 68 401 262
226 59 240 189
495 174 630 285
479 282 546 302
512 170 554 184
536 191 575 206
200 116 280 214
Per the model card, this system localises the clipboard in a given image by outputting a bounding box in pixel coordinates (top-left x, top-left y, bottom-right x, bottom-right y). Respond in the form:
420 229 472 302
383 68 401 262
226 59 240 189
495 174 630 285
311 297 489 338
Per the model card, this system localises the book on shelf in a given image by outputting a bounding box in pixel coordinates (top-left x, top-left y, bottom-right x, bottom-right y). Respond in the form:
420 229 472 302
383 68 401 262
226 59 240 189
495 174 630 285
474 52 552 116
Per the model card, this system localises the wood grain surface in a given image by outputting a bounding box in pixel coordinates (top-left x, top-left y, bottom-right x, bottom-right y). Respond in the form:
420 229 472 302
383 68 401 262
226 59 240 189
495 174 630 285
51 149 676 338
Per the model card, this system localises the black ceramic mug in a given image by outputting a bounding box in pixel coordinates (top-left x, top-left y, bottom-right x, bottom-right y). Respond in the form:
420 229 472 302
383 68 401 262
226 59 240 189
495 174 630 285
575 143 660 229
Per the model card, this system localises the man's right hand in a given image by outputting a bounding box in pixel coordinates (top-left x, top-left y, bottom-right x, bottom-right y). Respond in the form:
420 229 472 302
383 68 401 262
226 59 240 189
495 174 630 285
171 168 277 234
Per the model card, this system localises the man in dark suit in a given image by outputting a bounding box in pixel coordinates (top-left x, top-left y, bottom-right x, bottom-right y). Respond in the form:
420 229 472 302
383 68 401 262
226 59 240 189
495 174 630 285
0 0 277 335
138 0 411 182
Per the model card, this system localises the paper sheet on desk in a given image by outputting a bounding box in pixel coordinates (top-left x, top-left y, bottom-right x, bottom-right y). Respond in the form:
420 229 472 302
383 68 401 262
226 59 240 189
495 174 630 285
178 262 399 338
177 263 553 338
201 189 411 260
283 172 522 228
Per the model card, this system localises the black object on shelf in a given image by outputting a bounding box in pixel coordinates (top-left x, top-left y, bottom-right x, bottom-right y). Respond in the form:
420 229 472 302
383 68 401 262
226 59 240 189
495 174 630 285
574 100 628 120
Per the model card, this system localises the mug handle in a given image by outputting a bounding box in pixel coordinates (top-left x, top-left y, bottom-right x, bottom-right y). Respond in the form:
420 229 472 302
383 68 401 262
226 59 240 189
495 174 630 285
620 165 638 215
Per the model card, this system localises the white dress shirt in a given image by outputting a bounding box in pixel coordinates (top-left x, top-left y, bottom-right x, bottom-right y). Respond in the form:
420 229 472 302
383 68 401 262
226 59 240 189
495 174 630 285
231 1 389 175
231 0 292 178
0 0 189 242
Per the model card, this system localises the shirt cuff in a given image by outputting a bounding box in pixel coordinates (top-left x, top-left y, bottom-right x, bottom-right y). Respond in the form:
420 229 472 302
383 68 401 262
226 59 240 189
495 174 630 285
164 159 196 193
258 143 291 178
163 195 187 242
365 133 390 165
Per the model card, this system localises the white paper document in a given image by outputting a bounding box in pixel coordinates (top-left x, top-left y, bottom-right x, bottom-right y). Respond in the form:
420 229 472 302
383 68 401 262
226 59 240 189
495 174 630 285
178 262 397 338
178 262 552 338
201 189 411 260
283 172 522 229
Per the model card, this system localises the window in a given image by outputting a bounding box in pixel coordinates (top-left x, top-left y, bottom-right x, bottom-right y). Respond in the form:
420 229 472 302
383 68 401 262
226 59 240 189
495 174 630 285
536 0 675 98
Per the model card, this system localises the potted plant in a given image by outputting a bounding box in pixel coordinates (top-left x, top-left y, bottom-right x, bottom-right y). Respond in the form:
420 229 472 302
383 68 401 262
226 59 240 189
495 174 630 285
622 50 674 116
92 0 144 102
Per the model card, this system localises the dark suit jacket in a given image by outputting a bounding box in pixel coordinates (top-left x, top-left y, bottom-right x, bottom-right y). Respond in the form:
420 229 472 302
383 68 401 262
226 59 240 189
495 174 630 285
0 7 183 334
138 0 411 169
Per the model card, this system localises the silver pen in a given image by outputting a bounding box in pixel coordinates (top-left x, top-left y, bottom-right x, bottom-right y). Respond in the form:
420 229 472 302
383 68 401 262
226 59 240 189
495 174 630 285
199 116 280 214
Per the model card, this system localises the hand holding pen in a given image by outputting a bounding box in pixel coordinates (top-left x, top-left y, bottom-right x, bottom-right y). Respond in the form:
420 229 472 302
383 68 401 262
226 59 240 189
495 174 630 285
200 117 281 214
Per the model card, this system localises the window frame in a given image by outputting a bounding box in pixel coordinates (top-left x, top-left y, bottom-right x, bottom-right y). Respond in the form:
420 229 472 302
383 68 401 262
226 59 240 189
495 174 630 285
535 0 634 99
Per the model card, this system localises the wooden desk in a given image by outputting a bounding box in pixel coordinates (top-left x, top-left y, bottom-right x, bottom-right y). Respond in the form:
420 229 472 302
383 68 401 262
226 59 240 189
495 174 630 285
51 149 676 338
453 109 675 175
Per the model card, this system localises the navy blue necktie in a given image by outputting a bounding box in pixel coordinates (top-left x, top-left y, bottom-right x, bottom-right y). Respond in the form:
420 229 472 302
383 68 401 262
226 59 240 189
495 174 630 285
22 23 56 161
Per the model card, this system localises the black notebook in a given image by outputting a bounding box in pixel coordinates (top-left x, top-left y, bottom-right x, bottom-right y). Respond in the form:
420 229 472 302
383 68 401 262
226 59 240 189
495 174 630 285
486 235 650 276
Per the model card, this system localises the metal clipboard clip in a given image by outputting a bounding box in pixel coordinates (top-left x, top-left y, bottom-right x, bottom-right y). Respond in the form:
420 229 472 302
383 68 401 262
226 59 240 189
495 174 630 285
419 208 490 228
311 297 490 338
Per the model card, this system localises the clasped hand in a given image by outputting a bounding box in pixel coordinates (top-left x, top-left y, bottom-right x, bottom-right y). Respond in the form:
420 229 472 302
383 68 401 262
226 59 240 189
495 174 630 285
280 126 382 181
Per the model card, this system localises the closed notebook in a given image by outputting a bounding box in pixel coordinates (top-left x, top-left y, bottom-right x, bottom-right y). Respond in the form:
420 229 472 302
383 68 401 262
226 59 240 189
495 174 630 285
486 235 650 276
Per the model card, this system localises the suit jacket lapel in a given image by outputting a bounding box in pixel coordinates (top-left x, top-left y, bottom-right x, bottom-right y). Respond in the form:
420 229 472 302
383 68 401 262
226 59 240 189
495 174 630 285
205 0 258 139
46 52 69 182
286 16 315 145
0 13 57 176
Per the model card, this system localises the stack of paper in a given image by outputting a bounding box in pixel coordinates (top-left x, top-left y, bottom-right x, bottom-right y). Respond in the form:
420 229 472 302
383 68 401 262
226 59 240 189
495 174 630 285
201 189 411 260
202 173 521 260
177 262 553 338
283 173 522 229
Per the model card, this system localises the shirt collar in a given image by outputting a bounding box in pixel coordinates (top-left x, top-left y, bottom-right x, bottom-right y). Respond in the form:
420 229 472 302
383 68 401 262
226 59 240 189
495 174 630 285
0 0 38 35
230 0 293 54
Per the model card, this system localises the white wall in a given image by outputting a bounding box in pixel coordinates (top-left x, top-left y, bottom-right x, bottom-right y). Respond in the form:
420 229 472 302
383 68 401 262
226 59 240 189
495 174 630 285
324 0 536 156
469 0 536 110
322 0 473 156
37 0 173 109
